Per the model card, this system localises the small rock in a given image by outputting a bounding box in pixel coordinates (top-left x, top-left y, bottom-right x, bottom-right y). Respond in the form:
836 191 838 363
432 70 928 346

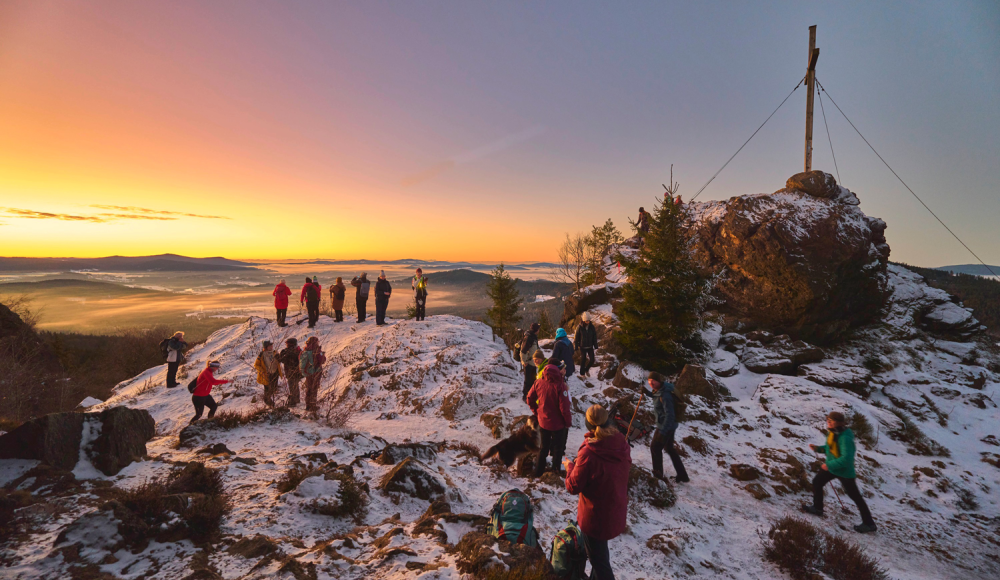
729 463 761 481
708 350 740 377
376 443 438 466
744 483 771 500
198 443 233 456
233 456 257 465
378 457 445 500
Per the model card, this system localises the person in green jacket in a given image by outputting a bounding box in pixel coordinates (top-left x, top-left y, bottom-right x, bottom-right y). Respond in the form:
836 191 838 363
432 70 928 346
802 411 877 533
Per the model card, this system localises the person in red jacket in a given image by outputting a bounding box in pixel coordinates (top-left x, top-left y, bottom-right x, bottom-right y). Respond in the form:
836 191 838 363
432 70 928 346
527 363 572 477
191 360 230 424
563 404 631 580
273 279 292 326
300 277 322 328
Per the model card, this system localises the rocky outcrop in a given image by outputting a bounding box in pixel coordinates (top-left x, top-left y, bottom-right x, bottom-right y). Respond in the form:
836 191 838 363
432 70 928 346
375 442 438 466
0 407 154 475
741 335 823 375
686 172 890 343
560 284 622 327
674 364 724 403
797 361 872 396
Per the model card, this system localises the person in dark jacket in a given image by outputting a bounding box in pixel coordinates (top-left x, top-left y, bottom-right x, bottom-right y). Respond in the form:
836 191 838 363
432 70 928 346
301 277 322 328
803 411 877 533
412 268 429 321
278 338 302 406
165 331 187 389
330 277 347 322
299 336 324 413
519 323 541 400
191 361 229 423
551 328 575 377
563 405 631 580
648 372 688 483
273 279 292 326
374 270 392 326
637 207 650 235
350 273 370 323
527 364 572 477
574 313 598 378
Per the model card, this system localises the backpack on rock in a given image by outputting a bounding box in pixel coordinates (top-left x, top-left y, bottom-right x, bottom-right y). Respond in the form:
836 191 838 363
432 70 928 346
487 489 538 548
550 520 588 580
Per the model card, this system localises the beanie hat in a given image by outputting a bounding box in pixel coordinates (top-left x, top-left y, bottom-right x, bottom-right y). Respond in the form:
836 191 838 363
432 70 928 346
209 361 221 369
648 371 667 384
530 322 540 333
286 338 297 346
555 328 567 339
263 340 272 348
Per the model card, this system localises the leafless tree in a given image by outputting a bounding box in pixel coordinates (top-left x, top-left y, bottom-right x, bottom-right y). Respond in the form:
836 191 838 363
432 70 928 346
552 233 597 292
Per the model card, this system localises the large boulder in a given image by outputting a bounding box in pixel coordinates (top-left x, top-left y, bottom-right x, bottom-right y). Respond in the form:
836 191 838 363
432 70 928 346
611 361 646 392
378 457 446 500
741 336 823 375
674 364 722 404
92 407 156 475
686 172 890 343
560 284 622 327
0 412 85 470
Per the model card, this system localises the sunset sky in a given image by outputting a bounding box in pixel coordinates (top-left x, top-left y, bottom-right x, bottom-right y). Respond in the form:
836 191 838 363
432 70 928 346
1 1 997 264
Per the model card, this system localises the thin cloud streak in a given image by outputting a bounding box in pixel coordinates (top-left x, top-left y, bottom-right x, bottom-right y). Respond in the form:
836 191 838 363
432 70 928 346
1 207 227 223
89 205 230 219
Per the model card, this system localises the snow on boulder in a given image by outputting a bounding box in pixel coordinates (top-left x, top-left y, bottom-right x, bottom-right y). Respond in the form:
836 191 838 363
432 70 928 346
708 349 740 377
378 457 446 500
741 335 823 375
612 360 646 392
796 360 873 396
686 172 890 342
77 396 103 409
920 301 980 336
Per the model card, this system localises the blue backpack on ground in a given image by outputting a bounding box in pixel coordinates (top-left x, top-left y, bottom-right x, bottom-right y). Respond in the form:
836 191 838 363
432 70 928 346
550 520 588 580
487 489 538 547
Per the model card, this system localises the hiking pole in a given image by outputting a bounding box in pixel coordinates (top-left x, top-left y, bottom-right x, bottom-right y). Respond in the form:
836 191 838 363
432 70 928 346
625 390 645 442
832 484 850 514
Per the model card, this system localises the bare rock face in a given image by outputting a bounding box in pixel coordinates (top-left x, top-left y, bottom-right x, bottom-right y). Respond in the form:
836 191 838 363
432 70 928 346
560 284 622 327
741 336 824 375
375 442 438 466
92 406 156 476
378 457 446 500
674 364 723 403
686 172 890 343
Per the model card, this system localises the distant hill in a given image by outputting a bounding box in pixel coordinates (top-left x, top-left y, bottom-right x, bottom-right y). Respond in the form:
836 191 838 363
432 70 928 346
897 262 1000 337
391 269 571 297
291 259 561 271
935 264 1000 277
0 254 253 272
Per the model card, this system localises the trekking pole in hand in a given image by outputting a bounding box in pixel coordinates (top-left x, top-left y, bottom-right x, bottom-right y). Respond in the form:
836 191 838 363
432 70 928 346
833 484 850 513
625 390 645 442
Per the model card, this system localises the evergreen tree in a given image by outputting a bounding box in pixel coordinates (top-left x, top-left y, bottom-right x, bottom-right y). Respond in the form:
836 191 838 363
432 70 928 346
586 219 625 282
537 310 554 339
617 196 705 371
485 263 523 345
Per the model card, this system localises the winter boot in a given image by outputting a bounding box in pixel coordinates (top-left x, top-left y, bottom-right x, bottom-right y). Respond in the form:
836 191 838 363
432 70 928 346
801 504 824 517
674 475 690 483
854 522 877 534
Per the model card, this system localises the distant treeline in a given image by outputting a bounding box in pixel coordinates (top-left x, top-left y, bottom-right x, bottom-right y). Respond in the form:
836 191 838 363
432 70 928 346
897 262 1000 337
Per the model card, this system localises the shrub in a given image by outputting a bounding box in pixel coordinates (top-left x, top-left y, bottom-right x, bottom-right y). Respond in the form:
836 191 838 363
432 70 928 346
309 470 369 524
115 480 169 522
628 465 676 510
210 405 272 430
764 516 889 580
168 462 226 496
848 410 876 449
887 408 950 457
183 493 230 543
277 464 316 494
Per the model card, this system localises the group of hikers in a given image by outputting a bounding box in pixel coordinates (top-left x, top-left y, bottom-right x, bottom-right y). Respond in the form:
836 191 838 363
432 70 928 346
516 318 876 579
272 268 430 328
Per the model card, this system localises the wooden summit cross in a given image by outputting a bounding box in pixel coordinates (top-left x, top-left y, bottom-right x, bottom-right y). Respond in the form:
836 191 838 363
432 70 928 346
804 25 820 172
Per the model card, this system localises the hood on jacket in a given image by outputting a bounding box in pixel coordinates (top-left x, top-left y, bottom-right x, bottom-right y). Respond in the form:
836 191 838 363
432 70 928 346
542 364 564 382
583 431 631 464
555 328 567 339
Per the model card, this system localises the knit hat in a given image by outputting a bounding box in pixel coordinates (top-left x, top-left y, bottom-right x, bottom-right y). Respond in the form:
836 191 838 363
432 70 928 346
532 350 545 361
555 328 567 339
648 371 667 385
263 340 272 349
530 322 540 333
286 338 297 346
581 312 590 322
209 361 221 369
380 270 386 278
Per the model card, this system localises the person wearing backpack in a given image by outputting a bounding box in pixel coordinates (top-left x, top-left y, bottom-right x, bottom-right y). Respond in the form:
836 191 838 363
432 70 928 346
412 268 429 321
273 279 292 326
330 277 347 322
374 270 392 326
300 277 322 328
527 363 572 477
574 314 598 379
350 273 370 323
552 328 575 378
563 405 631 580
254 340 283 407
519 323 541 401
191 360 229 423
802 411 877 534
279 338 302 407
648 372 689 483
299 336 325 413
162 331 188 389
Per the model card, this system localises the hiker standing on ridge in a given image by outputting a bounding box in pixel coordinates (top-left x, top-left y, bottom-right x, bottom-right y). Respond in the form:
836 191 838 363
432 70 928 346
637 207 650 235
301 277 322 328
802 411 878 533
527 362 572 477
575 313 598 379
412 268 429 321
163 331 187 389
648 372 689 483
279 338 302 407
254 340 283 407
519 323 541 401
563 405 631 580
351 273 371 323
330 277 347 322
299 336 325 414
552 328 575 378
191 360 228 423
273 279 292 326
375 270 392 326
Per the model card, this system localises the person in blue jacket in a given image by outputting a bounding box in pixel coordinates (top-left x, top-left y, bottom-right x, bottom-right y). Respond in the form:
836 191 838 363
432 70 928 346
551 328 575 378
647 371 689 483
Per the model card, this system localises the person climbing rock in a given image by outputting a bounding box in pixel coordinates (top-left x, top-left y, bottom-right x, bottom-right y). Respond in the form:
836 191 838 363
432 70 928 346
273 279 292 326
648 371 689 483
164 331 187 389
563 405 631 580
519 323 541 400
279 338 302 407
254 340 283 407
375 270 392 325
552 328 575 378
299 336 325 413
527 363 572 477
191 360 228 423
575 313 598 378
330 277 347 322
802 411 877 533
351 273 370 323
412 268 429 321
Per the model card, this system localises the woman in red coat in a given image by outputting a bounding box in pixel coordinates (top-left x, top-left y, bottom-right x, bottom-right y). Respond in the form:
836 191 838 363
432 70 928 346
563 405 631 580
191 360 229 424
273 279 292 326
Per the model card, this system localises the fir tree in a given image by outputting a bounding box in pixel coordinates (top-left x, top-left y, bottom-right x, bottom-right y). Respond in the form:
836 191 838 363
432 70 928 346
537 310 554 339
485 263 523 345
617 196 705 371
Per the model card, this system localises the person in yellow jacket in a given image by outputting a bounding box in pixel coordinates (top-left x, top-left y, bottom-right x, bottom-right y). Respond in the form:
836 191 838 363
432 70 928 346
254 340 284 407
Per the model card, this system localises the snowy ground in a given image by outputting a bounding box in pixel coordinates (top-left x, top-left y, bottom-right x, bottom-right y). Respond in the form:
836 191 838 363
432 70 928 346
2 265 1000 579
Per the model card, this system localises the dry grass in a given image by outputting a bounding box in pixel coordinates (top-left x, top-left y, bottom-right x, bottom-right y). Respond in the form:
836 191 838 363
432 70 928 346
276 465 315 494
209 405 273 430
0 489 33 542
764 516 889 580
628 465 676 510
